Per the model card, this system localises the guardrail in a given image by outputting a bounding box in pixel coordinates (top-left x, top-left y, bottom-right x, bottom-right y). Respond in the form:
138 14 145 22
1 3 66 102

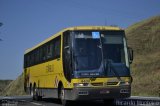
0 96 32 106
159 86 160 97
1 95 160 106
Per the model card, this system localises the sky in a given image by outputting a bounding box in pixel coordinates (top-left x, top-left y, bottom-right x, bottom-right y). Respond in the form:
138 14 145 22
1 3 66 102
0 0 160 80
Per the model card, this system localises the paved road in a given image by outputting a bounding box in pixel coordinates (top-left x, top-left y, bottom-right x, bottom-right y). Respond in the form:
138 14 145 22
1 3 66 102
0 96 160 106
27 99 105 106
0 97 108 106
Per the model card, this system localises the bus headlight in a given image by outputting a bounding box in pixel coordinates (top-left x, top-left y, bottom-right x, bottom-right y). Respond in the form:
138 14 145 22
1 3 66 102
120 81 130 86
124 81 130 85
74 83 89 87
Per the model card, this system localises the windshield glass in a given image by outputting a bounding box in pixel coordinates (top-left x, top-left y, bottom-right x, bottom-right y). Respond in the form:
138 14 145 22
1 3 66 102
101 31 130 77
101 31 125 63
73 30 130 78
74 31 102 71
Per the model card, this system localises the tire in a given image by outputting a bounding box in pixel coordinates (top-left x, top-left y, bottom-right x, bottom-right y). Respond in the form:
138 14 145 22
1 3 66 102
30 85 34 98
32 85 42 101
103 99 115 106
60 85 70 106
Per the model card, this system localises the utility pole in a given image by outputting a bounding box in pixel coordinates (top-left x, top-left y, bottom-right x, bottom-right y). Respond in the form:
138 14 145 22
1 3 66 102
0 22 3 27
0 22 3 41
104 18 107 26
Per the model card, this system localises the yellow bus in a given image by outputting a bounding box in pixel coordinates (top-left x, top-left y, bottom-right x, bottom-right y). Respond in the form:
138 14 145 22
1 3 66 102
24 26 133 105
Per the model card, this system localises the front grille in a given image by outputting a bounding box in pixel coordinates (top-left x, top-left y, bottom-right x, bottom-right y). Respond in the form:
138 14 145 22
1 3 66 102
106 82 119 85
91 82 103 86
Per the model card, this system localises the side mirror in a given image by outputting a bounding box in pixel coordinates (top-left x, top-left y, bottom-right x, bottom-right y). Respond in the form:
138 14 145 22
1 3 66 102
128 47 133 64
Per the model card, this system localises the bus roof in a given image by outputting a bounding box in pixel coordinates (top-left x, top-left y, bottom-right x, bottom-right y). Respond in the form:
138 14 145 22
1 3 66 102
24 26 122 54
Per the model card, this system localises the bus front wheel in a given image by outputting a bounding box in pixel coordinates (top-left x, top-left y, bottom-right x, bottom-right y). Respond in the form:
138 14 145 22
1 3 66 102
60 85 70 106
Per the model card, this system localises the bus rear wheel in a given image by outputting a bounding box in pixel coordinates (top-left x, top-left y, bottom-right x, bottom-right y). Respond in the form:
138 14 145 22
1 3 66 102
32 85 42 101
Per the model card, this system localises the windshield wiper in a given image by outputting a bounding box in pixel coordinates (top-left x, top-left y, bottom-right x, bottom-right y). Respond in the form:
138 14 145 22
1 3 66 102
105 59 122 81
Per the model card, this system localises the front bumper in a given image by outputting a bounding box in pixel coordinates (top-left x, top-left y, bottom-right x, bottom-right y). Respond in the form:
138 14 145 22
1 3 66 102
65 85 131 100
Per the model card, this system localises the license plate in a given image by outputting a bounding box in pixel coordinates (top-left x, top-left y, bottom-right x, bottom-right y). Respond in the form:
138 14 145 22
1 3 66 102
100 90 110 94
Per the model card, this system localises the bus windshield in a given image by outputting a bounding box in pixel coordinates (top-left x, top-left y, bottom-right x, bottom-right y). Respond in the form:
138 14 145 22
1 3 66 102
74 31 103 71
73 31 130 78
101 31 125 63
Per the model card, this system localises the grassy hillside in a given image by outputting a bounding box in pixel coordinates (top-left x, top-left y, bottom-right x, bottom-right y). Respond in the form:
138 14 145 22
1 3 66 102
1 74 26 96
126 16 160 96
0 80 12 95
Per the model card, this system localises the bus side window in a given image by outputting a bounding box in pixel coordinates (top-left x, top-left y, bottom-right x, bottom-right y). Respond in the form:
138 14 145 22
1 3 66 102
24 55 27 68
42 45 47 61
53 36 61 59
46 43 53 59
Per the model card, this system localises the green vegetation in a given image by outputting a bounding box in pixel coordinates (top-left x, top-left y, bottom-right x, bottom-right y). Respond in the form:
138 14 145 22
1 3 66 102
0 74 26 96
0 80 12 95
126 16 160 96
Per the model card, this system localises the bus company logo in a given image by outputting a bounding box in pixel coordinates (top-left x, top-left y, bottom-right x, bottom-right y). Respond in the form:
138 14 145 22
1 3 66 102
46 64 53 72
54 76 59 87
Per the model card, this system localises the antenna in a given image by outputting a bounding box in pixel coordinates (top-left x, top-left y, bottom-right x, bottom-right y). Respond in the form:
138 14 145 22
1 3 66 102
104 17 107 26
